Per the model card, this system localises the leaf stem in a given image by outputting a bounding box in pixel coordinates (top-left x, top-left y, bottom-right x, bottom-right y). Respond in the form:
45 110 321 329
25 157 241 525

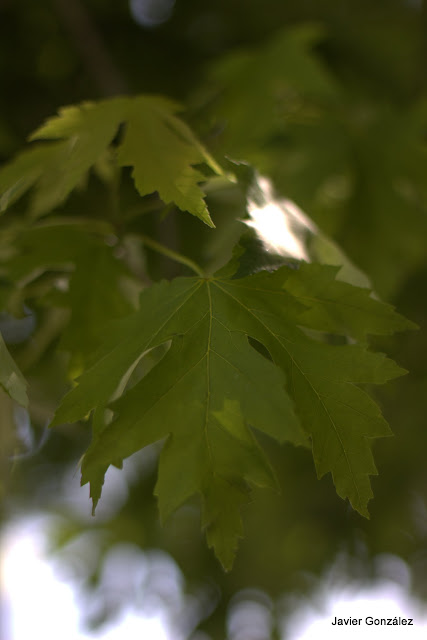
109 162 121 225
138 234 205 277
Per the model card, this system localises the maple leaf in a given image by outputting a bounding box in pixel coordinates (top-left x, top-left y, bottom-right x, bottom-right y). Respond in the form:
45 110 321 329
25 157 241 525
51 254 409 568
51 274 304 568
0 96 221 224
116 96 220 227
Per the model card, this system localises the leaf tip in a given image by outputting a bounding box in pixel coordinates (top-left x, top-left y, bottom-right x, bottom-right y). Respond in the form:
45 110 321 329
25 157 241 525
200 209 215 228
205 526 240 572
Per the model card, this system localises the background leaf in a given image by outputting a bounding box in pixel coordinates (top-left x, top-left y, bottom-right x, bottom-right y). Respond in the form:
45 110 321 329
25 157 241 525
0 332 28 407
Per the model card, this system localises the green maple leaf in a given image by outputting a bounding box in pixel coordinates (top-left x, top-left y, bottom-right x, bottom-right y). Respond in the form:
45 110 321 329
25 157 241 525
116 96 219 227
0 96 221 224
52 274 304 568
51 255 409 568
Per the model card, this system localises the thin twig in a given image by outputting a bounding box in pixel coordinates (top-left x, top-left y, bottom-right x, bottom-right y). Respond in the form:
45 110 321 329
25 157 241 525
52 0 128 96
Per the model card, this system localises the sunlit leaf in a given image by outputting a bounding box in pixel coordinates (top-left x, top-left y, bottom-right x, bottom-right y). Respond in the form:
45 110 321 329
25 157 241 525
0 96 222 224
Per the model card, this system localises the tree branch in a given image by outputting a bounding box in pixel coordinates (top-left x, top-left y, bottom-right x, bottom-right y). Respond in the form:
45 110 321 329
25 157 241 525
52 0 128 96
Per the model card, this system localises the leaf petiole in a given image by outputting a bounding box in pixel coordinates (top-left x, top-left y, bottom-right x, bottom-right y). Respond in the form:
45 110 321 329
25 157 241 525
138 233 205 277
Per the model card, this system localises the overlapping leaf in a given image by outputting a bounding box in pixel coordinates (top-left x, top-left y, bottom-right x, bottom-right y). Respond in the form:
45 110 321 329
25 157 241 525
0 332 28 407
201 25 338 156
282 262 416 340
0 96 221 224
2 221 135 365
202 25 427 297
51 255 410 567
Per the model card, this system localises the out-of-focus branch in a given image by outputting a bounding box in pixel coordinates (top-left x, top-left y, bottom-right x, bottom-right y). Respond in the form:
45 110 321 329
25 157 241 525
52 0 129 96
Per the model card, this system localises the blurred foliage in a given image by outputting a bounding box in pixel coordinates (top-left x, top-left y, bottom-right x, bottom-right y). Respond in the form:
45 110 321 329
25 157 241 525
1 0 427 638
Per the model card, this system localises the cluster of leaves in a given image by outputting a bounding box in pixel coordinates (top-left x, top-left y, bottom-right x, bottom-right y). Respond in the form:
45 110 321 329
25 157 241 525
0 91 414 568
197 25 427 298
